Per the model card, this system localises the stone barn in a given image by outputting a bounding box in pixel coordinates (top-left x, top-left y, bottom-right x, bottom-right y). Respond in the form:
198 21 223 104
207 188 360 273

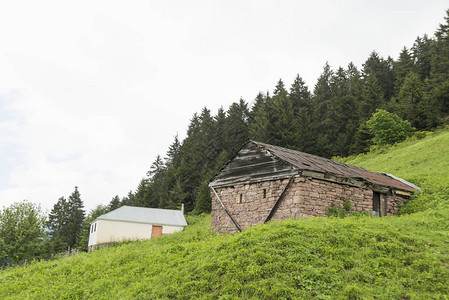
209 141 418 233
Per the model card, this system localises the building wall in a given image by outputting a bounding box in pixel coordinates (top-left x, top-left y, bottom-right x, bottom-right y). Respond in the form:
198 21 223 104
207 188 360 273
87 219 184 249
211 176 408 233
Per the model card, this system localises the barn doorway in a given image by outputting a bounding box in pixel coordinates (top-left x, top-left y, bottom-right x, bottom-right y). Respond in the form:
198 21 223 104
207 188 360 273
151 225 163 238
372 192 387 217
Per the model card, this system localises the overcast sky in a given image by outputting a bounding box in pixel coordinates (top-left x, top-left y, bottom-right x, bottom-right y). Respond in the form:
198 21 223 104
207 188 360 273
0 1 447 213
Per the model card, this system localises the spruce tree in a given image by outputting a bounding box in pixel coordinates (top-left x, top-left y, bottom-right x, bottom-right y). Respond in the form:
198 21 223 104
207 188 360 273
330 67 359 156
47 197 70 253
248 92 270 143
428 9 449 115
289 75 313 152
360 75 384 121
108 195 121 211
311 63 334 157
412 34 433 81
362 51 395 102
193 180 212 214
66 186 85 250
398 72 434 129
134 179 151 207
393 47 414 97
223 99 249 155
215 107 227 153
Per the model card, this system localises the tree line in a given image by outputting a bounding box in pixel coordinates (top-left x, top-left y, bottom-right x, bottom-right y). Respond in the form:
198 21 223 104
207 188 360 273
114 10 449 215
0 187 112 266
1 9 448 266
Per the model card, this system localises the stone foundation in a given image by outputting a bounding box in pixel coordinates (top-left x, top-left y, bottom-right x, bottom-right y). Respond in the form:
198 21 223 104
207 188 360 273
211 176 408 233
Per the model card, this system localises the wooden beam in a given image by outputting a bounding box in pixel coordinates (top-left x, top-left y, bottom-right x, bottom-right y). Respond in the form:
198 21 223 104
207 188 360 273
211 187 242 232
264 176 295 223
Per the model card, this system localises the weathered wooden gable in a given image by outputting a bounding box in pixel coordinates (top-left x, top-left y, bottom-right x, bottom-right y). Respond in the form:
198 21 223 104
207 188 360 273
210 142 297 188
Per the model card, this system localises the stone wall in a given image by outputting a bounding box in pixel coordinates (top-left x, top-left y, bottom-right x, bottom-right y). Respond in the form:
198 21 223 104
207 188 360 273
211 176 408 233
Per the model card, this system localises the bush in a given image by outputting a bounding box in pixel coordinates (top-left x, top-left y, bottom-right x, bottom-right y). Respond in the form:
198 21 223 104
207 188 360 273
366 109 412 145
326 204 347 218
327 199 353 218
343 199 352 212
413 131 432 140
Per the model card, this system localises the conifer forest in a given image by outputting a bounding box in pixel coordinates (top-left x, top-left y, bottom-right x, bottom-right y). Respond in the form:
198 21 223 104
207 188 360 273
122 10 449 215
1 9 449 264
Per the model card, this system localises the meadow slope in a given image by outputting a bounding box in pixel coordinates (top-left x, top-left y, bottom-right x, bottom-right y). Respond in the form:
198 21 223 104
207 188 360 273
1 130 449 299
342 129 449 213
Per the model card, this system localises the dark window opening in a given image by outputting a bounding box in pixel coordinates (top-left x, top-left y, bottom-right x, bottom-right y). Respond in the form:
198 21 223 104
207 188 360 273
239 194 243 203
373 192 380 217
263 189 266 198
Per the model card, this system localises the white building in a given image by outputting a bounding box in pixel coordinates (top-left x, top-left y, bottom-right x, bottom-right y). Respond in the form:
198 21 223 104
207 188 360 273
87 206 187 251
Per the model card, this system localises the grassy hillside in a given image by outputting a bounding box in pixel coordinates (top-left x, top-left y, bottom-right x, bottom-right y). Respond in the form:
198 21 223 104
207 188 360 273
342 129 449 213
1 130 449 299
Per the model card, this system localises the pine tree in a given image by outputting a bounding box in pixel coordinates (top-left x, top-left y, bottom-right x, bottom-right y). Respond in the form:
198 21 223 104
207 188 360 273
167 179 189 210
345 63 364 153
47 188 85 253
261 79 299 149
193 180 212 214
47 197 70 253
165 134 181 167
349 122 373 154
412 34 433 81
66 186 85 250
248 92 270 143
393 47 414 97
249 92 266 124
330 66 360 156
134 179 150 207
108 195 121 211
289 75 313 152
215 107 227 152
362 51 395 102
360 75 384 121
428 9 449 115
223 99 249 155
289 74 311 109
398 72 434 129
311 63 334 157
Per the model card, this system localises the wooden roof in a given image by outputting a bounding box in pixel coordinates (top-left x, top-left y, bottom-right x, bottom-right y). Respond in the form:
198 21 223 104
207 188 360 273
210 141 416 193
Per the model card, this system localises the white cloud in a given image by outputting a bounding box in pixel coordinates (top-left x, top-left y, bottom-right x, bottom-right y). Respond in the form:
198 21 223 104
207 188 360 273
0 0 447 212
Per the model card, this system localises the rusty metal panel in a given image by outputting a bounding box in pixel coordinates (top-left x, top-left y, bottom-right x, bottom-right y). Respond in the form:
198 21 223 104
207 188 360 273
253 141 415 192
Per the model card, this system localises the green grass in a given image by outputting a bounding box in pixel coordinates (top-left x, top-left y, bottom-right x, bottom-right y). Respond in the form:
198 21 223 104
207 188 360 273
1 129 449 299
341 129 449 213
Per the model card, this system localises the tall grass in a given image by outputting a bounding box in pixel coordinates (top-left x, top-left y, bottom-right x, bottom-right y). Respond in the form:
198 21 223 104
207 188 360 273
1 130 449 299
1 211 448 299
342 129 449 213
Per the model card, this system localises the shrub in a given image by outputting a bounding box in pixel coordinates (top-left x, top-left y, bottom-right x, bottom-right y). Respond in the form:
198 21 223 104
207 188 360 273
326 204 347 218
343 199 352 212
366 109 413 145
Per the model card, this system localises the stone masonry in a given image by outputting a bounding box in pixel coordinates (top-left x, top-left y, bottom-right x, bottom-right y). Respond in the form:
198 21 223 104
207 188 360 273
211 176 408 233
